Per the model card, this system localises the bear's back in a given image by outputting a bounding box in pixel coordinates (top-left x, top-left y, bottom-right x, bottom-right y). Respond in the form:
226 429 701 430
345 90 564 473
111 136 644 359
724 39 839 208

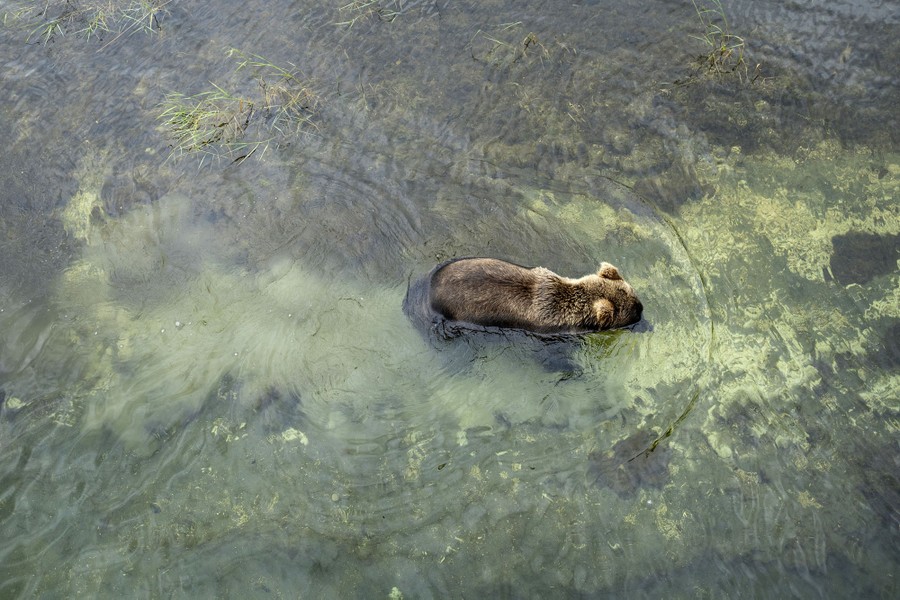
429 258 544 329
404 257 642 336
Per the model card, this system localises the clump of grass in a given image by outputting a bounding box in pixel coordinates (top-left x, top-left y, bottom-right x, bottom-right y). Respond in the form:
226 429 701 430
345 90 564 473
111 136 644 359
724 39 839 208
336 0 443 27
470 23 551 67
158 85 255 164
79 5 114 41
229 49 320 136
119 0 166 34
690 0 748 78
1 0 168 45
158 49 319 165
337 1 384 27
12 0 80 44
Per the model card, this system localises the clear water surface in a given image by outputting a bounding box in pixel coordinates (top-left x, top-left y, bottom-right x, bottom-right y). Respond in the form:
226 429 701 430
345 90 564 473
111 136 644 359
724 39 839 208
0 0 897 597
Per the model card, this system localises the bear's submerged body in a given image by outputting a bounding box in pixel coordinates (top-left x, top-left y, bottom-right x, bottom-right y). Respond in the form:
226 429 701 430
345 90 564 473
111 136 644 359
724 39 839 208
406 257 643 336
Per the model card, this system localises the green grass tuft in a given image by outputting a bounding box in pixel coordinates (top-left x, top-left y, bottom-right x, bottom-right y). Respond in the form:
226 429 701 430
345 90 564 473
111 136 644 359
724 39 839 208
158 49 320 166
690 0 748 78
335 0 442 27
1 0 169 45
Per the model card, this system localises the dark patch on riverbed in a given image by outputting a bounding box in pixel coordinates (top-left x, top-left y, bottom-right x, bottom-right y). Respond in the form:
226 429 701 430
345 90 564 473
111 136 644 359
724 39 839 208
587 430 671 497
829 232 900 285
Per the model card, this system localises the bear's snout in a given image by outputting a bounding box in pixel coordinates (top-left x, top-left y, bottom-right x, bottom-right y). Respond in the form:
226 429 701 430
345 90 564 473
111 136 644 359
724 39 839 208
631 299 644 323
614 298 642 328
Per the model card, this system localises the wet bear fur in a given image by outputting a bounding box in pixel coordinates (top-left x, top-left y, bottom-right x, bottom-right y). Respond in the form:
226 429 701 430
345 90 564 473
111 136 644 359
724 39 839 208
407 257 643 336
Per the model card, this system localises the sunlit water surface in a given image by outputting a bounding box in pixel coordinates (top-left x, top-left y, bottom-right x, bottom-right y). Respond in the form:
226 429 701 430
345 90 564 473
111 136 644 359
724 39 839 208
0 0 897 597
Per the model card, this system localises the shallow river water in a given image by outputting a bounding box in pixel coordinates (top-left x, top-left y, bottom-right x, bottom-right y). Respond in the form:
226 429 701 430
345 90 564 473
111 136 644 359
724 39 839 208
0 0 897 597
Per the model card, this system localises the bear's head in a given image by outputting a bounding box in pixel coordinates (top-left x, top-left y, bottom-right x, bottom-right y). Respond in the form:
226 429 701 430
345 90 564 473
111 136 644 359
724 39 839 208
590 262 643 329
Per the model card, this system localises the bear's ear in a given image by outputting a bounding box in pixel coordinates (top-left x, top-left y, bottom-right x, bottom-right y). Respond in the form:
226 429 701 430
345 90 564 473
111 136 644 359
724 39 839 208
593 298 614 328
598 263 622 280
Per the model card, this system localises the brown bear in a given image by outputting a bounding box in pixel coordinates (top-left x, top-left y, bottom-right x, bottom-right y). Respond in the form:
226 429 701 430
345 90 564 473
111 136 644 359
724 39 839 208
413 257 643 335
